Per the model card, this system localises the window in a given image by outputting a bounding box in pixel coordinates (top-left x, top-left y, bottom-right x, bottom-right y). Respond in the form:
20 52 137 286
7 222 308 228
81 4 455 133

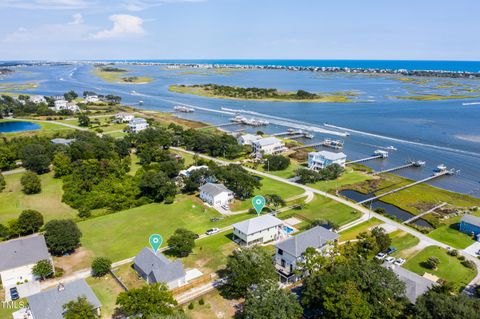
278 249 283 255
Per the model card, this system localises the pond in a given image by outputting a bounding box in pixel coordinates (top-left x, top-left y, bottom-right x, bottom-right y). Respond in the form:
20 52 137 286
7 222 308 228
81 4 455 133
340 189 433 229
0 121 41 133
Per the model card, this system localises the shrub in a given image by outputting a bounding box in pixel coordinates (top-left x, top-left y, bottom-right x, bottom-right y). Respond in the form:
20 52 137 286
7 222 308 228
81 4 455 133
198 298 205 306
91 257 112 277
374 207 386 215
188 303 194 310
448 249 459 257
0 174 5 192
458 255 466 261
21 171 41 194
425 256 440 270
462 260 476 269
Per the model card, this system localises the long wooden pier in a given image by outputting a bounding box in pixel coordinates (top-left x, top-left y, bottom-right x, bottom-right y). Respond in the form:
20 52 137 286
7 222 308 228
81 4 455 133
403 202 448 224
372 162 422 175
346 154 384 164
357 170 451 205
291 142 324 151
198 123 237 130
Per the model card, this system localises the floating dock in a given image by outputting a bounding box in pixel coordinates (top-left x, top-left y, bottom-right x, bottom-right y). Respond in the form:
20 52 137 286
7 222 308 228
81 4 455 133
403 202 448 224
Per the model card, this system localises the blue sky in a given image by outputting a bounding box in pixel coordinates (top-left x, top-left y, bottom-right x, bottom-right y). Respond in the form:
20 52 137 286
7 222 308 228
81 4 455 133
0 0 479 61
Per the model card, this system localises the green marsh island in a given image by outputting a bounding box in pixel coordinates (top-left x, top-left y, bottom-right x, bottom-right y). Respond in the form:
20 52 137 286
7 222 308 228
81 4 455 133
93 66 153 84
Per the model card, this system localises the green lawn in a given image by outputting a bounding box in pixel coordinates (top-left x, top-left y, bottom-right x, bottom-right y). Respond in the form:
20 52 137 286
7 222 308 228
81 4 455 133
403 246 477 291
0 298 27 318
79 195 250 262
338 218 382 242
309 169 373 192
255 161 303 179
389 230 420 258
0 172 78 223
87 275 124 319
428 222 475 249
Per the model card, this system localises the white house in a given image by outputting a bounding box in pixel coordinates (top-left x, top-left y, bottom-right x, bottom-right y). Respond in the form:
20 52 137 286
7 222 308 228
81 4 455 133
307 151 347 170
0 235 52 289
275 226 339 283
133 248 186 289
179 165 209 177
85 95 99 103
237 134 262 146
29 95 46 104
232 215 284 246
128 117 149 133
199 183 234 207
251 137 286 158
115 112 135 123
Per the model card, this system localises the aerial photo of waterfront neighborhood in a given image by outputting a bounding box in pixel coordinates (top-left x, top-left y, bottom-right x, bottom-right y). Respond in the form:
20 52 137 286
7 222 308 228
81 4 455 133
1 1 480 319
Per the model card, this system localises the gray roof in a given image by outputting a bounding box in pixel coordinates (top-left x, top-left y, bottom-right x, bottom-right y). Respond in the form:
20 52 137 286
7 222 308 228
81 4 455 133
199 183 232 196
28 279 101 319
0 235 50 271
461 214 480 228
233 215 283 235
310 151 346 161
253 137 282 147
134 248 185 284
383 265 437 303
129 117 147 124
276 226 339 258
51 138 75 146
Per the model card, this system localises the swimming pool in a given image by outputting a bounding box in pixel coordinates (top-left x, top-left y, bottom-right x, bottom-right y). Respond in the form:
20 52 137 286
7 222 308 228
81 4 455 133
283 226 294 234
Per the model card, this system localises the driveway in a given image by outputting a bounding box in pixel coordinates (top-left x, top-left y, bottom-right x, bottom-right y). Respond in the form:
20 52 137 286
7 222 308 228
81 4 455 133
464 242 480 258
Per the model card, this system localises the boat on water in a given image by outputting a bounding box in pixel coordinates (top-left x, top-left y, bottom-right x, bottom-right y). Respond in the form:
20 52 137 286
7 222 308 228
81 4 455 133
174 105 195 113
386 146 397 151
435 164 447 172
139 100 144 105
230 115 269 126
462 102 480 106
412 160 426 167
374 150 389 158
322 138 344 149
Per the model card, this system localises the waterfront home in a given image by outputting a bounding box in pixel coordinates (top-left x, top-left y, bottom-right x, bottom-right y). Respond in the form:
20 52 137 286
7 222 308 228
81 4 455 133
179 165 209 177
51 138 75 146
26 279 101 319
115 112 135 123
133 248 186 289
29 95 46 104
459 214 480 240
232 215 284 246
382 265 437 303
128 117 149 133
0 235 52 290
85 95 99 103
199 182 234 207
275 226 339 283
53 99 67 111
237 134 262 146
307 150 347 170
251 137 286 158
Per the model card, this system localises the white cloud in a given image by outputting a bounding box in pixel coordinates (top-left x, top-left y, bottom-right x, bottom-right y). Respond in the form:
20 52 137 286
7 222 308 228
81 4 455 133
91 14 145 39
122 0 205 11
0 0 93 10
69 13 84 24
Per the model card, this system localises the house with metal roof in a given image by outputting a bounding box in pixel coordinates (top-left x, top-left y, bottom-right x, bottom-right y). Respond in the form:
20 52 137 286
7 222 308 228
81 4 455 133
0 235 52 289
459 214 480 240
275 226 339 282
251 137 286 158
383 265 437 303
26 279 101 319
308 150 347 170
133 248 186 289
237 134 262 146
199 182 234 207
128 117 149 133
51 138 76 146
232 215 284 246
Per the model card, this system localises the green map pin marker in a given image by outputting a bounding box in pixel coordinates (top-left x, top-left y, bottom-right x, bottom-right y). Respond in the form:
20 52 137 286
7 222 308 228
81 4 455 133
149 234 163 253
252 195 266 215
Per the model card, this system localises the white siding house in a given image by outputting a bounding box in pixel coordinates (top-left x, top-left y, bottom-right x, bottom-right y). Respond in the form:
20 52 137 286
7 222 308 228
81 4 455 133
307 151 347 170
237 134 262 146
115 112 135 123
53 99 67 111
128 118 149 133
179 165 209 177
29 95 46 104
232 215 284 246
251 137 286 158
85 95 99 103
199 183 234 207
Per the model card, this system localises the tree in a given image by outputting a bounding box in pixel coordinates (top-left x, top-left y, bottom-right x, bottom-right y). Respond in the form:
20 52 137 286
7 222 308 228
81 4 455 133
264 194 285 210
310 219 340 231
318 163 344 180
0 223 9 239
415 291 480 318
0 174 5 192
21 143 51 174
425 256 440 270
21 171 42 194
44 219 82 255
63 296 97 319
295 168 321 184
242 280 303 319
17 209 44 235
116 283 177 318
223 246 277 298
371 227 391 253
64 90 78 102
374 207 386 214
78 114 90 127
139 170 177 202
91 257 112 277
167 228 196 257
213 164 261 199
52 152 72 177
322 280 372 319
264 155 290 171
32 259 54 280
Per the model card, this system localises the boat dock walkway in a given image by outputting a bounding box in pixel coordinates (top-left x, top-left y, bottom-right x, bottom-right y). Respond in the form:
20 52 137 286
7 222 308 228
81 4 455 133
357 170 451 205
347 154 384 165
198 123 237 130
291 142 324 151
372 161 424 175
403 202 448 224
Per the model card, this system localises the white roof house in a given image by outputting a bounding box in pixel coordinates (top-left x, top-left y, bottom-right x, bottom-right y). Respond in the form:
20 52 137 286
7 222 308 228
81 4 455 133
308 151 347 170
128 117 149 133
252 137 286 158
237 134 262 146
115 112 135 123
199 183 234 207
179 165 209 177
53 99 67 111
0 235 52 289
85 95 99 103
232 215 284 246
29 95 46 104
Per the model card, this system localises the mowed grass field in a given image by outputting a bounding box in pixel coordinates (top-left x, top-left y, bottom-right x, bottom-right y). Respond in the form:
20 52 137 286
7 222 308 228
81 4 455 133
309 169 373 192
403 246 477 291
338 218 382 242
78 195 250 262
0 172 78 223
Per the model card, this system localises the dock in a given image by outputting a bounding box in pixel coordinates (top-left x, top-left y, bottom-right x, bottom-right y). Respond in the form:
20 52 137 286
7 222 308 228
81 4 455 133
357 170 452 205
403 202 448 224
198 123 237 130
346 150 389 165
372 160 425 175
291 142 325 151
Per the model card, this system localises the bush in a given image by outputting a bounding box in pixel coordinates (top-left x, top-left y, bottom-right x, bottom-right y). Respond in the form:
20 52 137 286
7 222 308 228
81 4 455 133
425 256 440 270
448 249 459 257
458 255 466 261
198 298 205 305
91 257 112 277
264 155 290 171
374 207 386 215
0 174 5 192
461 260 476 269
21 171 41 194
188 303 194 310
32 259 54 280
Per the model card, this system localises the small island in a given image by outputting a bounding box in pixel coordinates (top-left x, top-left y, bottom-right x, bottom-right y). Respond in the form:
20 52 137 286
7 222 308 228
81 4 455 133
93 66 154 84
169 84 357 102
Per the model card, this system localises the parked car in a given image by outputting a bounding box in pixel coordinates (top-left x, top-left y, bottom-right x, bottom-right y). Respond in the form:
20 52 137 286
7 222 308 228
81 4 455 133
375 252 387 260
394 258 406 266
386 247 397 255
206 228 220 235
10 287 19 300
385 256 396 263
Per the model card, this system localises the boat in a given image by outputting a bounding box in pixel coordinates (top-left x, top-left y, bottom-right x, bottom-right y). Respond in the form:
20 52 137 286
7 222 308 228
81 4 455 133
462 102 480 106
322 138 344 149
412 160 426 167
139 100 144 105
386 146 397 151
435 164 447 172
374 150 389 158
304 133 315 139
174 105 195 113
